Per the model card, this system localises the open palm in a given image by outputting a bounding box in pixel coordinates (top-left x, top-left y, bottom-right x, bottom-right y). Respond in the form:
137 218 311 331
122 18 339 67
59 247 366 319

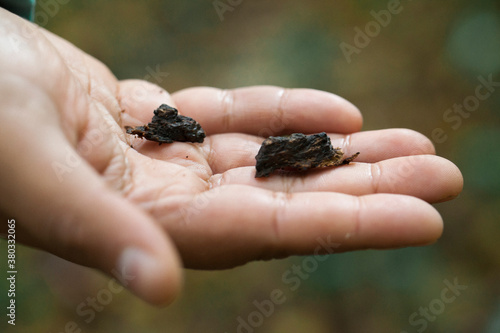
0 10 463 305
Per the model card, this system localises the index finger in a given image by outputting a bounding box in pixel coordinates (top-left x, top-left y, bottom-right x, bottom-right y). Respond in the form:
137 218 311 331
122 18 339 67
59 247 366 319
171 86 363 136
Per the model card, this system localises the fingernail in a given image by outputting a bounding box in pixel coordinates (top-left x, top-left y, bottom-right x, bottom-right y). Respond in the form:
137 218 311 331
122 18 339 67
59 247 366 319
114 247 158 295
114 246 181 305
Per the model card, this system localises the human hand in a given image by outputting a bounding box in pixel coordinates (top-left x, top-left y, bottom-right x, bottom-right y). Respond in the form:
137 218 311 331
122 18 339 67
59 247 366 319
0 10 463 305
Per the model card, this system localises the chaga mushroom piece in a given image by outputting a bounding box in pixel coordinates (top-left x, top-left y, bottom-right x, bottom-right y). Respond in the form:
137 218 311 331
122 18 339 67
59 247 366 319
255 132 360 178
125 104 206 144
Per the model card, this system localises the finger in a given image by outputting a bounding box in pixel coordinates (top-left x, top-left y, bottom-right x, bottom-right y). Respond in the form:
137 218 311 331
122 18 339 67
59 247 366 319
211 155 463 203
133 128 436 181
202 128 436 175
0 78 182 305
171 86 363 135
118 79 176 127
328 128 436 162
169 185 443 269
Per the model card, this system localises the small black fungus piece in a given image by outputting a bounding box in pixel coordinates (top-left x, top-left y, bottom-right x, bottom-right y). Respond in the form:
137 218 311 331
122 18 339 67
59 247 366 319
125 104 206 144
255 132 359 178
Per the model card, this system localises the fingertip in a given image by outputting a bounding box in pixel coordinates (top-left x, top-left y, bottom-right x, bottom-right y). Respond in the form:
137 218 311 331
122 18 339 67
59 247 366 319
396 128 436 155
399 195 444 244
401 195 444 245
115 246 183 306
49 180 184 306
359 194 443 248
418 198 444 244
370 155 464 203
100 193 183 306
332 94 363 132
286 88 363 134
437 161 464 203
355 129 436 161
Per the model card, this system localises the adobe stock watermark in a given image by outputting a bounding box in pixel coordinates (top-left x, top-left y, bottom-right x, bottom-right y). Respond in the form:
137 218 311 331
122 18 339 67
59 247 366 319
55 262 135 333
35 0 71 27
5 0 72 54
213 0 244 22
432 74 500 144
339 0 411 64
5 219 17 326
400 277 468 333
226 236 340 333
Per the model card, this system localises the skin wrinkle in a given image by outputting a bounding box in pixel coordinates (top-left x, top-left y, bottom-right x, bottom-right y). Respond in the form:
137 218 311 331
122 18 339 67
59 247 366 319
66 58 108 149
370 162 382 194
275 88 289 134
333 135 348 158
109 76 123 125
150 185 178 219
88 84 119 124
316 173 329 192
158 195 196 232
280 174 296 194
203 136 217 176
38 27 87 91
120 148 153 203
79 54 93 99
130 163 198 220
80 53 122 125
116 104 123 128
33 53 83 146
207 173 222 190
108 80 123 128
38 27 88 87
190 163 212 184
184 144 212 182
352 196 364 241
115 146 134 192
269 191 288 251
76 100 124 180
116 89 148 147
75 101 93 153
101 146 129 192
61 57 90 91
344 134 352 154
220 89 234 132
116 83 127 122
297 173 308 190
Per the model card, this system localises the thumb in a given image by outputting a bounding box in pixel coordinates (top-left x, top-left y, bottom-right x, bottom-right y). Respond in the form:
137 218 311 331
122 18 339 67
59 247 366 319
0 76 182 305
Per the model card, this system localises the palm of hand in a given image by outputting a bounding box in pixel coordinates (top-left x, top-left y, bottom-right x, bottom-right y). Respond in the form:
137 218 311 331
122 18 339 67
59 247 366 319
105 81 460 269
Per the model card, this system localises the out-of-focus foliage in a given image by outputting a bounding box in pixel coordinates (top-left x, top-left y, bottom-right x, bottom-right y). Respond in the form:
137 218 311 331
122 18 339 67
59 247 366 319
1 0 499 332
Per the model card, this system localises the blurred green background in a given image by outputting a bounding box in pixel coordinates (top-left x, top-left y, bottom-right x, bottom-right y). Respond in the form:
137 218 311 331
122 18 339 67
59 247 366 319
1 0 500 332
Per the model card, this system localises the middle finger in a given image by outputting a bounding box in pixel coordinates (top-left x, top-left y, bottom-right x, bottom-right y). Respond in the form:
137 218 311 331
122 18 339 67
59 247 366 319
205 128 436 174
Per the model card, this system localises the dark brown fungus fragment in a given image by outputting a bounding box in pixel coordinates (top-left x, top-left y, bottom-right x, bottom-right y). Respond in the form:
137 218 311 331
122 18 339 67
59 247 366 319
255 132 360 178
125 104 206 144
